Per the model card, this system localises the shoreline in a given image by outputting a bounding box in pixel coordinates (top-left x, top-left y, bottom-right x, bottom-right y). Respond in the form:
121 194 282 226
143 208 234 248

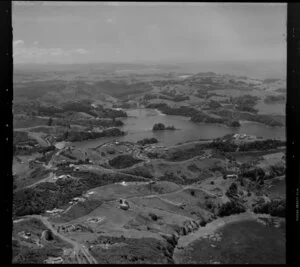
154 108 166 116
147 107 284 130
239 120 285 129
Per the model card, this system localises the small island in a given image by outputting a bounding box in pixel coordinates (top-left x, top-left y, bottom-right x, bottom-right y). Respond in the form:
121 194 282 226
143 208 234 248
137 137 158 146
152 123 176 131
229 120 241 127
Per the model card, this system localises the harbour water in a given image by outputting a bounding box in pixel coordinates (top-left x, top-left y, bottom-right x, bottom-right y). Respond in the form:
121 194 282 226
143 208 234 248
74 108 285 149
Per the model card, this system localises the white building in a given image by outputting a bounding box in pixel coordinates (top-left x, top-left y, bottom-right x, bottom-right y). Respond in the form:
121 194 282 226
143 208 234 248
54 141 69 150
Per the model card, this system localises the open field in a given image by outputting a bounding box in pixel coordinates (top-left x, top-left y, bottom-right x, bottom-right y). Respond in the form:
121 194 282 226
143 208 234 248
174 214 285 264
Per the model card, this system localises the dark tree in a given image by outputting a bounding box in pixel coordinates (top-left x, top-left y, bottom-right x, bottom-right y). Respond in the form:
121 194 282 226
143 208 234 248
47 117 53 126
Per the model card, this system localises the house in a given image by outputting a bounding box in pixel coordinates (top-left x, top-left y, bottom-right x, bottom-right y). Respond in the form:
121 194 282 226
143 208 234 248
120 181 128 186
54 141 67 150
225 174 238 179
46 208 64 214
44 257 63 264
73 197 85 203
119 199 129 210
223 171 238 179
18 231 30 239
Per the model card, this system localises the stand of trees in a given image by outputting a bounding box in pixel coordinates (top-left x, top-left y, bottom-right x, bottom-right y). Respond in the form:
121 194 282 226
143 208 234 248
108 155 143 169
239 140 285 151
253 198 285 217
137 138 158 146
152 123 175 131
57 128 125 142
264 95 285 104
209 138 285 153
218 200 246 217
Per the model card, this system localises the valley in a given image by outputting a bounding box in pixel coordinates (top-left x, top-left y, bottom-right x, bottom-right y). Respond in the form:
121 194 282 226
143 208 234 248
12 65 286 264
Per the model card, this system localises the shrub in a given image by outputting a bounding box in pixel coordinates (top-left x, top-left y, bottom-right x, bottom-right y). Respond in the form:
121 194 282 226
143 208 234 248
152 123 165 131
57 128 125 142
226 182 238 198
149 213 158 221
229 120 241 127
218 201 246 217
152 123 175 131
47 117 53 126
165 125 175 130
137 138 158 146
239 139 285 152
253 198 285 217
206 202 213 210
209 140 238 152
109 155 142 169
241 167 265 182
200 220 207 227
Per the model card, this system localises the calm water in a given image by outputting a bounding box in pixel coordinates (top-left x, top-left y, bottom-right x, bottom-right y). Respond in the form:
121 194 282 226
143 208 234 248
74 109 285 149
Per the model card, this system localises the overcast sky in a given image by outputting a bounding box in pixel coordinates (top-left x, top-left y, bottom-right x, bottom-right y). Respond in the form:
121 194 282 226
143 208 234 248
13 2 286 64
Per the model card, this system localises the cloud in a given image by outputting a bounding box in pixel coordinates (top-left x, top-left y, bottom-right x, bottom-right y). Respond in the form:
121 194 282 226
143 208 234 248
13 41 90 62
74 48 89 54
105 18 114 23
13 40 24 46
103 2 120 7
49 48 64 56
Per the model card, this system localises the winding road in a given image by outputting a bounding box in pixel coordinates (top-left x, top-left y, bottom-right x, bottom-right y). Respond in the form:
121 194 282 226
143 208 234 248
21 214 97 264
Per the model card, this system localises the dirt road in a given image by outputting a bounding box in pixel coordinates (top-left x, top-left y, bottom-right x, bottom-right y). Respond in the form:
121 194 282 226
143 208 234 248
104 181 218 205
26 215 97 264
25 172 55 189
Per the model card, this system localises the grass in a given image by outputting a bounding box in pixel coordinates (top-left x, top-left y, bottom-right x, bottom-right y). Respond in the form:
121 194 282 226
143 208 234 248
268 178 285 198
165 144 206 162
187 219 285 264
13 117 49 129
226 148 285 163
89 236 174 264
51 199 103 223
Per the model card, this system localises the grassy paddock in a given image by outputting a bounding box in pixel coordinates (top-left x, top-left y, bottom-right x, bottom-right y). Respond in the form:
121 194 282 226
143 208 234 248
186 219 285 264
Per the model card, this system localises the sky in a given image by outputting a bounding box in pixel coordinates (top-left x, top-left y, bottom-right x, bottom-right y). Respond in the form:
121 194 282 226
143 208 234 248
13 2 286 65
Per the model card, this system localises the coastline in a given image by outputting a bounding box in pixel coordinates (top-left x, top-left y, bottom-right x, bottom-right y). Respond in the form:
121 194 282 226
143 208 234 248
239 120 285 129
154 108 166 116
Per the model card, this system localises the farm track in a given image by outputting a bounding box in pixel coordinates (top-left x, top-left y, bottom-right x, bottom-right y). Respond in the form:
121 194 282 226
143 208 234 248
17 214 98 264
